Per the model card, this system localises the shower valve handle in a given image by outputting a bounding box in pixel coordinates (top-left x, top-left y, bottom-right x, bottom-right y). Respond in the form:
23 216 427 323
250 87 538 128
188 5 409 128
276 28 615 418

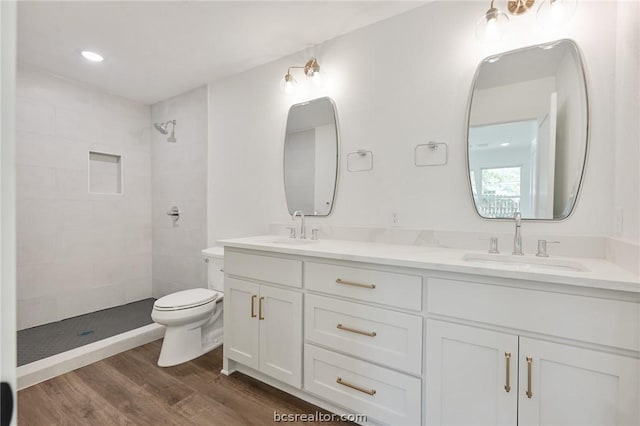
167 206 180 220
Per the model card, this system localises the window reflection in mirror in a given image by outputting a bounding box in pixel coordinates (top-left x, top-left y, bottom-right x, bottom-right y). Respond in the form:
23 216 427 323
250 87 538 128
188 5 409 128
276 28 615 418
284 97 338 216
467 39 588 220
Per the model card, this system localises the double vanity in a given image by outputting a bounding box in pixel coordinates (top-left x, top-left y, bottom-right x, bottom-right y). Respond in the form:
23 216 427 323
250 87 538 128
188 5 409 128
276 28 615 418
220 235 639 425
218 37 638 425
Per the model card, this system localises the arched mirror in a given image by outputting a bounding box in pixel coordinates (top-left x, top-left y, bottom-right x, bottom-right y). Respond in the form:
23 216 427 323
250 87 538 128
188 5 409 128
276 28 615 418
284 97 338 216
467 39 588 220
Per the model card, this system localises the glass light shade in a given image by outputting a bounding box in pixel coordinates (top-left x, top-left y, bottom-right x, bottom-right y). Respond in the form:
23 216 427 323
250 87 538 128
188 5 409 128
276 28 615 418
280 73 297 95
475 7 510 42
310 70 322 86
537 0 578 28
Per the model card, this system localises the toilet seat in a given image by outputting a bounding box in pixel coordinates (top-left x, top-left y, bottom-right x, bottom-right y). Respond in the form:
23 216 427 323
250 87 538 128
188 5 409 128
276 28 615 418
154 288 219 311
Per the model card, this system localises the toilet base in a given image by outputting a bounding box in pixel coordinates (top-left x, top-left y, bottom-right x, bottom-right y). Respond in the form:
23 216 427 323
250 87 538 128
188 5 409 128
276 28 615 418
157 325 204 367
156 307 223 367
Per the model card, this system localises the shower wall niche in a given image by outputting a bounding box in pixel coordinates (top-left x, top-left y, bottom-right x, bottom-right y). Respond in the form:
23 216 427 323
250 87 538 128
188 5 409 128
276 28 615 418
89 151 122 194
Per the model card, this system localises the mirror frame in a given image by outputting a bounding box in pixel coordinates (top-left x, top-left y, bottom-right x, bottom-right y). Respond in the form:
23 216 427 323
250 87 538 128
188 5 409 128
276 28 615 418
465 39 590 222
283 96 340 217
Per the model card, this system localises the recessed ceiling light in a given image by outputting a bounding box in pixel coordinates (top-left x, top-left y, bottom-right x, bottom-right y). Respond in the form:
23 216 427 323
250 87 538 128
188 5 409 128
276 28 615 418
501 142 511 147
81 50 104 62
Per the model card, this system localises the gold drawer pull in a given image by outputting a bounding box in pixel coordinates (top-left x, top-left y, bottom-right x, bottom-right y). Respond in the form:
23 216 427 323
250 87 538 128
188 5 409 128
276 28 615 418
526 356 533 399
504 352 511 392
337 323 377 337
336 278 376 289
259 296 265 320
336 377 376 396
250 295 257 318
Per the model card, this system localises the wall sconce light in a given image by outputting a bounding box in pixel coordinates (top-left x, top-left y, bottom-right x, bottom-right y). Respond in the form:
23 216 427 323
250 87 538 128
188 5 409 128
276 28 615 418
476 0 576 42
280 58 321 95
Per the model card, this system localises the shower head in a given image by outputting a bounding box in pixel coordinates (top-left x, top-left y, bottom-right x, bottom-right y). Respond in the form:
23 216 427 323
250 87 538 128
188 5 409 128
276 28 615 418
153 120 177 142
154 122 169 135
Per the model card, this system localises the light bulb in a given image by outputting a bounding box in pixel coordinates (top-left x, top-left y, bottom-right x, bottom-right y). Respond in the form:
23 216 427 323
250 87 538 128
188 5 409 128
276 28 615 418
486 17 498 38
280 73 297 95
311 71 322 86
284 81 295 95
476 7 509 42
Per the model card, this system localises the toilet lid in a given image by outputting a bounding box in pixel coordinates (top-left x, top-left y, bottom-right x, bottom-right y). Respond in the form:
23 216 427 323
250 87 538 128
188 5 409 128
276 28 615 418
154 288 219 311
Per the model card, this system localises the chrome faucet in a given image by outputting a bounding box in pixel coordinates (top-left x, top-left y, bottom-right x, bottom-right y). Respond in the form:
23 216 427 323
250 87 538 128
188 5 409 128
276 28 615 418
292 210 306 239
513 211 523 255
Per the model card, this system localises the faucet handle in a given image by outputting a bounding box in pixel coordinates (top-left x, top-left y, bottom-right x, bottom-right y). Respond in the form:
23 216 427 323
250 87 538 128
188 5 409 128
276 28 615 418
536 240 559 257
488 237 500 254
311 228 319 241
285 226 296 239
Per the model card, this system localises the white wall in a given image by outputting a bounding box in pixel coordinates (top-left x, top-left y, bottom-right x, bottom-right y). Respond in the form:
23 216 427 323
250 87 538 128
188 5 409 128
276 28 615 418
16 65 152 330
613 0 640 244
208 1 630 246
151 86 208 298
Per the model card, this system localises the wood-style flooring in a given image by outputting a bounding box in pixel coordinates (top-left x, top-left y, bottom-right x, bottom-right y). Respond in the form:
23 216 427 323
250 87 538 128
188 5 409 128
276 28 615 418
18 340 352 425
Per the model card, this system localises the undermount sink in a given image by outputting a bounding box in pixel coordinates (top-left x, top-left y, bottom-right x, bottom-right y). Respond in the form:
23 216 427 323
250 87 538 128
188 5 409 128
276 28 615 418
270 238 318 246
462 253 589 272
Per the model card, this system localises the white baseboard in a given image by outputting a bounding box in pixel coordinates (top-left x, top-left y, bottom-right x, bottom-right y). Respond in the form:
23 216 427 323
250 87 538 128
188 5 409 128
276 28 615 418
17 323 165 390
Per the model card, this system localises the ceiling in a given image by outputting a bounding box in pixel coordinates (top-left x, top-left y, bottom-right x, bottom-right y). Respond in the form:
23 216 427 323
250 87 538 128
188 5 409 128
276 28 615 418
18 1 425 105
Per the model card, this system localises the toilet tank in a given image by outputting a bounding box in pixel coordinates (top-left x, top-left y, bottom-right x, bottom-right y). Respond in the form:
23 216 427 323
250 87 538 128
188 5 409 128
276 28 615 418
201 247 224 292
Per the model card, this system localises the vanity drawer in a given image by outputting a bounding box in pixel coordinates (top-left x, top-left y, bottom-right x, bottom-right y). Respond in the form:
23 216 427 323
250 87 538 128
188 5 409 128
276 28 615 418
427 278 640 351
304 344 421 426
305 294 422 375
224 250 302 288
304 262 422 311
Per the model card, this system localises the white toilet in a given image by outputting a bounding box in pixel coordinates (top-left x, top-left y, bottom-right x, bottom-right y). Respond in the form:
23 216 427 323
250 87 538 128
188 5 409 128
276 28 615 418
151 247 224 367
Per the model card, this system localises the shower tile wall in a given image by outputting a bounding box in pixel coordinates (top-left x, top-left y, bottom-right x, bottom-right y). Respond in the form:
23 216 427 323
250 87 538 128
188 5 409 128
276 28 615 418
16 66 152 330
151 87 208 298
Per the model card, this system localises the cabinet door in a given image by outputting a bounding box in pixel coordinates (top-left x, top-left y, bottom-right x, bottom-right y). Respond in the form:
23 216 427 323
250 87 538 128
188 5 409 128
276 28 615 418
426 320 518 425
518 337 640 426
224 277 260 370
259 285 302 388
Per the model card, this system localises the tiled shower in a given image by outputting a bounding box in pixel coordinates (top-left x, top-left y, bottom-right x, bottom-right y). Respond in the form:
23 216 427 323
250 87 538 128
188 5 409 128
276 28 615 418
15 64 207 363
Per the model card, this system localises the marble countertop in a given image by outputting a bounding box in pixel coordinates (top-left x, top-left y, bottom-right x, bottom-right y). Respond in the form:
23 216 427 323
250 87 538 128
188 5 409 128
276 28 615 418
218 235 640 293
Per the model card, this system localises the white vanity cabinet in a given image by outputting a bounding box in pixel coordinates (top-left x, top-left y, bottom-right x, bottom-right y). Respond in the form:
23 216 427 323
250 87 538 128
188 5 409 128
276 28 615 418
425 320 519 425
426 277 640 426
426 320 639 425
517 337 639 426
305 294 423 375
303 275 423 425
221 242 640 426
223 252 303 389
304 344 422 426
